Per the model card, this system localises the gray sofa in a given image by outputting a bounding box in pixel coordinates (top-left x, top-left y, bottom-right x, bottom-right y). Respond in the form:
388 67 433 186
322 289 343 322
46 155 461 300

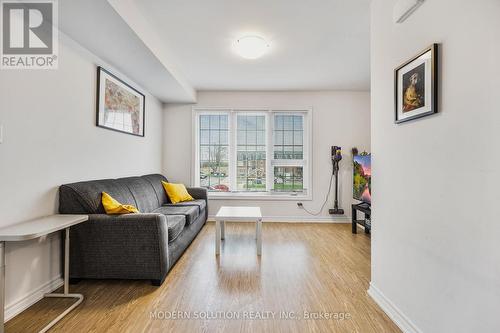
58 174 207 286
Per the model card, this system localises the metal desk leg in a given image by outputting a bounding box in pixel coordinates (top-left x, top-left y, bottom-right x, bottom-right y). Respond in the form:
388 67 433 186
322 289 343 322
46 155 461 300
0 242 5 333
215 220 221 255
256 219 262 256
39 228 83 333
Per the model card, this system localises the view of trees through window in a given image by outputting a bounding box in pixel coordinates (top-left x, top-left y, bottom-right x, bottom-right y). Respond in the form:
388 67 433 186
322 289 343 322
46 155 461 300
273 166 304 192
273 115 303 159
199 115 230 191
197 111 307 194
237 115 266 191
272 115 304 192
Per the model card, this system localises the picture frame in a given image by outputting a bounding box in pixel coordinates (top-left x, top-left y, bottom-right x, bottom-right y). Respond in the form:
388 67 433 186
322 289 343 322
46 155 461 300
394 44 438 124
96 66 145 136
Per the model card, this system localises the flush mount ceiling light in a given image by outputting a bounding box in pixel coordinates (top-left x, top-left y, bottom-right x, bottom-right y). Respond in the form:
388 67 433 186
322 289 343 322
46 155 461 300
234 35 270 60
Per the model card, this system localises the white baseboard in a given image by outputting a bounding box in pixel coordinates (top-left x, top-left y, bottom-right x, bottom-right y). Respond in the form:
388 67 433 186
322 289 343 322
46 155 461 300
208 215 350 223
368 282 422 333
5 276 64 322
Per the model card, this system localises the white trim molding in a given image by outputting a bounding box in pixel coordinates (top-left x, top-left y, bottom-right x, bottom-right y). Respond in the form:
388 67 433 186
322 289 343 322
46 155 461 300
5 276 63 322
368 282 422 333
208 215 349 223
208 192 312 201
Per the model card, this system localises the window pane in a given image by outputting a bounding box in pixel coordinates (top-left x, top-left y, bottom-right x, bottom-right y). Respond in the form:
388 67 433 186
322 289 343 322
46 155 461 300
210 130 219 145
220 115 228 129
237 130 246 143
199 112 306 194
273 166 304 192
257 116 265 130
238 116 246 129
294 115 303 130
247 130 257 145
294 176 303 190
200 146 210 161
274 131 283 145
283 131 293 145
273 114 304 160
236 114 266 191
199 114 229 192
274 145 283 159
200 130 209 144
293 145 303 159
210 115 220 129
220 130 228 145
283 146 294 159
256 130 266 145
220 146 229 162
247 116 257 130
200 115 210 129
275 115 284 130
294 130 303 145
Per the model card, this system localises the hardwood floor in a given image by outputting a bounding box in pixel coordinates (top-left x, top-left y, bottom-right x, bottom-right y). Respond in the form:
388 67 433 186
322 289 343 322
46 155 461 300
6 223 399 333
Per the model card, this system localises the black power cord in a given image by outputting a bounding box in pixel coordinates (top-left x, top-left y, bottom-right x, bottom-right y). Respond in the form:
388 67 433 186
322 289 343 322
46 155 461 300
300 167 335 216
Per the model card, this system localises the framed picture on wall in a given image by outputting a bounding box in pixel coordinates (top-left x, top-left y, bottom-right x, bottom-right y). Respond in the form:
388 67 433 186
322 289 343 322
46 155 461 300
394 44 438 124
96 66 145 136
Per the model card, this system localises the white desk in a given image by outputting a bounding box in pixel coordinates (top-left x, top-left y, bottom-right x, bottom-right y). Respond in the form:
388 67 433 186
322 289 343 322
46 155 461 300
0 214 88 333
215 206 262 255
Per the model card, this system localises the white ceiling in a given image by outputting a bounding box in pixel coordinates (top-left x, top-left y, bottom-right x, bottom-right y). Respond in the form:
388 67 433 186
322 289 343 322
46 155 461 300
59 0 196 102
59 1 370 102
134 0 371 92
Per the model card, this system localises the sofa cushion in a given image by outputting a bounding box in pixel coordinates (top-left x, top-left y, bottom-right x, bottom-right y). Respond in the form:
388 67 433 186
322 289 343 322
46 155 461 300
59 179 136 214
142 174 170 204
116 177 160 213
59 174 169 215
153 206 199 225
166 215 186 243
163 199 206 215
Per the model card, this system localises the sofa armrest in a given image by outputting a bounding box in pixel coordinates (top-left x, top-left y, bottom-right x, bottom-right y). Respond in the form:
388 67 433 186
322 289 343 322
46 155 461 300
186 187 208 201
69 213 169 280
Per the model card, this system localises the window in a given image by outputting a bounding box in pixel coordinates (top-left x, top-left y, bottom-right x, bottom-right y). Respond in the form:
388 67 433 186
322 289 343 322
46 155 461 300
194 108 311 198
273 166 303 192
272 114 305 192
273 115 303 159
199 114 229 191
237 114 266 191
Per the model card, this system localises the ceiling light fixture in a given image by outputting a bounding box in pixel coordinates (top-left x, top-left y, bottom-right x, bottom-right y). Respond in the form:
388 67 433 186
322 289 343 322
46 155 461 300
234 35 270 60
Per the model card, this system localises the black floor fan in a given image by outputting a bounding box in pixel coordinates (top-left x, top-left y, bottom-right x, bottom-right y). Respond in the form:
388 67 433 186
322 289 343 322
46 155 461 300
329 146 344 215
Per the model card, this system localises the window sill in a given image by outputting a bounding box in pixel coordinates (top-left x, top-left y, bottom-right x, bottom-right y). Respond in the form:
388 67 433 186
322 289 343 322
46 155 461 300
208 192 312 201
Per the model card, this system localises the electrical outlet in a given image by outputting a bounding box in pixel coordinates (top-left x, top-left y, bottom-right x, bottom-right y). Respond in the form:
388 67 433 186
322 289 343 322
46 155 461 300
297 202 303 208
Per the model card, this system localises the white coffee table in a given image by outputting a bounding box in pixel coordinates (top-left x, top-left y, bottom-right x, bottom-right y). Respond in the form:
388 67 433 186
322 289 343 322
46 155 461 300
215 206 262 255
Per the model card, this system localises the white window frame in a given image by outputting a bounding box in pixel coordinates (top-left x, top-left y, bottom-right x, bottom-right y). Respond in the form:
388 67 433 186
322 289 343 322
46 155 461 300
192 107 313 201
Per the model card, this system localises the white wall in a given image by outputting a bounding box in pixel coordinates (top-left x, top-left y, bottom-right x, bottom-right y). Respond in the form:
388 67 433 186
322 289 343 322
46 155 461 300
370 1 500 332
0 35 164 319
163 91 370 221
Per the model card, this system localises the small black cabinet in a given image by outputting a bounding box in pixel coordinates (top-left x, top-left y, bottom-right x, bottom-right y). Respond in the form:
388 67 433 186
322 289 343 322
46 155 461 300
352 203 371 234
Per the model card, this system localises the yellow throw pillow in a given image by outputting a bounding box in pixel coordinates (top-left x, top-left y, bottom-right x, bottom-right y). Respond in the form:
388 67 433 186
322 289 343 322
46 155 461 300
162 181 194 204
101 192 139 215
